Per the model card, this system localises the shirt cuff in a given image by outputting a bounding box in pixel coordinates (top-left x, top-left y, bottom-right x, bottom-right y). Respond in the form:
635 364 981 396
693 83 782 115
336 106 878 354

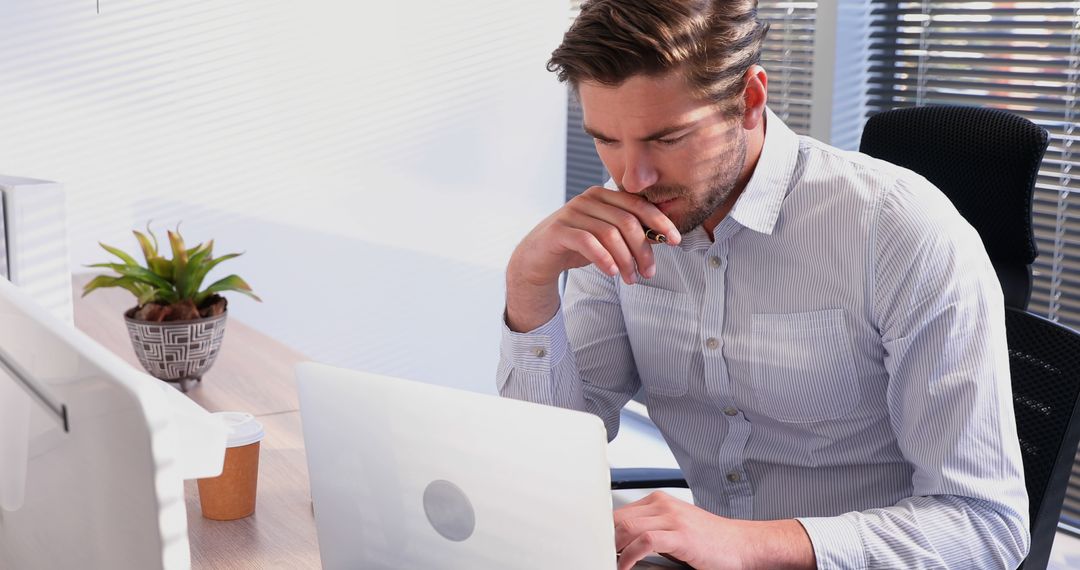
795 515 866 570
499 306 569 373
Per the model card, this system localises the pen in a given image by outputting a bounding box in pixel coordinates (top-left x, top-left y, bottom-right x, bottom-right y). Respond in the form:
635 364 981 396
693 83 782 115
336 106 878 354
643 227 668 244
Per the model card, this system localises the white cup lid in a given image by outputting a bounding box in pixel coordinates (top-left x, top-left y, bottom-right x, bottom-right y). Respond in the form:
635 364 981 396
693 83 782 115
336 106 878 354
213 412 265 448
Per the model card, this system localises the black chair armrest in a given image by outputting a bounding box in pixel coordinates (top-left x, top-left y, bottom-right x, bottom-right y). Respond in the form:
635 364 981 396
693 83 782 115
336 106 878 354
610 468 689 490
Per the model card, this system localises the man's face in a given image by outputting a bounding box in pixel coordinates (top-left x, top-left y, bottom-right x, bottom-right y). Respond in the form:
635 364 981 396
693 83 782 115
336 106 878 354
578 72 747 235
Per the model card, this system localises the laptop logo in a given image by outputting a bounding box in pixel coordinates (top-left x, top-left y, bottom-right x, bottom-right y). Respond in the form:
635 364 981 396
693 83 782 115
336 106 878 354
422 479 475 542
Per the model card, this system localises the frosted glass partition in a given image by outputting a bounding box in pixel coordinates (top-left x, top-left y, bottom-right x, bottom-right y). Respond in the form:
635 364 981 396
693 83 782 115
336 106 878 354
0 0 568 393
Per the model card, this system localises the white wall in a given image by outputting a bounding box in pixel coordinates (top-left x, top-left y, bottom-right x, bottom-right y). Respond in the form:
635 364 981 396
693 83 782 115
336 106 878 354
0 0 568 394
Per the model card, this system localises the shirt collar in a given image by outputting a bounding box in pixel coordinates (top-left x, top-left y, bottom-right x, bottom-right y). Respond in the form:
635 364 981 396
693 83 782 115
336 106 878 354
727 107 800 236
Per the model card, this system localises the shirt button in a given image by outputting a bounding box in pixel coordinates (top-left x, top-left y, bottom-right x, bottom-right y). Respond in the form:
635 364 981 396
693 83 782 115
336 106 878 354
726 472 742 483
708 256 722 269
531 347 546 358
705 337 720 350
723 406 739 416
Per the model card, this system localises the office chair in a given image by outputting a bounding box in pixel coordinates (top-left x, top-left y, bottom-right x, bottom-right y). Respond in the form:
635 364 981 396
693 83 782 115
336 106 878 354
1005 307 1080 570
612 107 1080 570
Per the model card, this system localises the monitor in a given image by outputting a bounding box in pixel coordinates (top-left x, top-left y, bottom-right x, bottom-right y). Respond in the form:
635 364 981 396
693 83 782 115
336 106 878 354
0 275 226 569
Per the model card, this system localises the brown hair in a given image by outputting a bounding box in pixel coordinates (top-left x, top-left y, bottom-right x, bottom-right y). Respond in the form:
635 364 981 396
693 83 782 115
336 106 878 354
548 0 769 114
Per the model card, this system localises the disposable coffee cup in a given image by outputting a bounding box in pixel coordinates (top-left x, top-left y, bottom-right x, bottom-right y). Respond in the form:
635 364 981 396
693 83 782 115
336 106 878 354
197 412 265 521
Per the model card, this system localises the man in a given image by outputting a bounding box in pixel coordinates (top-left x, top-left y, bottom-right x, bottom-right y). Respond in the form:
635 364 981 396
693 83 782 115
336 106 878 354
497 1 1029 569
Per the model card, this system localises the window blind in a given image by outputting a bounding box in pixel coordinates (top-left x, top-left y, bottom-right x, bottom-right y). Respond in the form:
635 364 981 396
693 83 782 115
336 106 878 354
564 0 818 200
758 2 819 136
565 0 608 201
867 0 1080 533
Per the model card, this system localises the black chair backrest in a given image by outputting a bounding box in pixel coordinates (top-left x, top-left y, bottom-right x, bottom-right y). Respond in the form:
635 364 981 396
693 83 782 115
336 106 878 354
1006 307 1080 570
860 106 1049 309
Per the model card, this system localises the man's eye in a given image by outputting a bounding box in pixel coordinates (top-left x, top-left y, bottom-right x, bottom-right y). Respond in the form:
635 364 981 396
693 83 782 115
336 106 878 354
594 138 614 146
657 136 684 146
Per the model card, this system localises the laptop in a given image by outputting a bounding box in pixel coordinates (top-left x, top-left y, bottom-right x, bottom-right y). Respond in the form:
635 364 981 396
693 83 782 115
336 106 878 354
297 362 682 569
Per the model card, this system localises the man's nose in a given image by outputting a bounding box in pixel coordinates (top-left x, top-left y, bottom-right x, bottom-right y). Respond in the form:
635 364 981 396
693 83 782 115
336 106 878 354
619 147 659 194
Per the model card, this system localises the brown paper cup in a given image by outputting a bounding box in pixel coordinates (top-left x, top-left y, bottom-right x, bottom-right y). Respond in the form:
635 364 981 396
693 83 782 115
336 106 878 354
198 441 261 520
197 411 265 521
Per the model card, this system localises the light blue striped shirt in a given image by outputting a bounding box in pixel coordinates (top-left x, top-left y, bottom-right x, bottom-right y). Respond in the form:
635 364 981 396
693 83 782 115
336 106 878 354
498 109 1030 569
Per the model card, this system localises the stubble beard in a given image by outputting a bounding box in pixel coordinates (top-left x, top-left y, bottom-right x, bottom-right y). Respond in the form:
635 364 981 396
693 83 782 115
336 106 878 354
645 130 748 235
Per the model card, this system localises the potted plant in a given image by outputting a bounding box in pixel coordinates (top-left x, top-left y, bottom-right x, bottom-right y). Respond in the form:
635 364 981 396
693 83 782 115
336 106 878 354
82 224 261 392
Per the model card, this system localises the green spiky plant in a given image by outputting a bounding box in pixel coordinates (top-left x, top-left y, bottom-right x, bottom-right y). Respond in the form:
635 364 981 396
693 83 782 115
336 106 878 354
82 224 261 322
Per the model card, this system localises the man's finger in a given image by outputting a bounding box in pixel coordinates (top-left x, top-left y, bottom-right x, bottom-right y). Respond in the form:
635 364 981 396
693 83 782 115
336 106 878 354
616 530 683 570
582 206 659 279
613 491 673 526
614 514 673 552
584 186 682 246
616 490 672 512
565 198 660 278
556 228 619 277
568 212 650 284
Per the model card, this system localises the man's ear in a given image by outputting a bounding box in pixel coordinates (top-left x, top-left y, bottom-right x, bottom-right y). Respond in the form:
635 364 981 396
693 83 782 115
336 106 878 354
741 65 768 130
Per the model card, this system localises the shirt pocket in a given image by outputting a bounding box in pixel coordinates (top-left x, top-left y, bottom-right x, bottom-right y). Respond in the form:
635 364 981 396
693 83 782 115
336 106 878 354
620 285 695 398
749 308 860 423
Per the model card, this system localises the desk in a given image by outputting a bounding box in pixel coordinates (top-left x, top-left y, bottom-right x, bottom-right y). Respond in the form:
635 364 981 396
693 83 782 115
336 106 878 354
72 275 682 570
73 275 321 569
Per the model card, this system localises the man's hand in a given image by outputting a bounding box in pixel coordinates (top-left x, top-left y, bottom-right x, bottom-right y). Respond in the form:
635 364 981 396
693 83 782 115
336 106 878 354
613 492 816 570
505 186 681 332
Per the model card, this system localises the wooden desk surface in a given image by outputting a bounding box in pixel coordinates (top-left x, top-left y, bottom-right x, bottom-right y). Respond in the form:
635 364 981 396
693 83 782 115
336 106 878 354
72 275 322 569
72 275 677 570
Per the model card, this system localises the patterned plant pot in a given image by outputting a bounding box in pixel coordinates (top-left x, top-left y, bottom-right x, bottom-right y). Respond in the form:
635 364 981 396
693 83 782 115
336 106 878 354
124 309 228 392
